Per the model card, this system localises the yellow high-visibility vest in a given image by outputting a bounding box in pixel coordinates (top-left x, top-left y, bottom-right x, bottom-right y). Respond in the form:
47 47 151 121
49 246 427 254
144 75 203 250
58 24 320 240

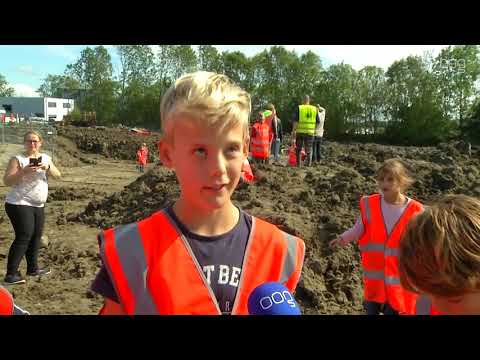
297 105 317 135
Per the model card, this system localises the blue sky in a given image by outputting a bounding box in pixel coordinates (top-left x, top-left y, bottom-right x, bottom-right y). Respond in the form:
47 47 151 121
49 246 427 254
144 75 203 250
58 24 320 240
0 45 449 97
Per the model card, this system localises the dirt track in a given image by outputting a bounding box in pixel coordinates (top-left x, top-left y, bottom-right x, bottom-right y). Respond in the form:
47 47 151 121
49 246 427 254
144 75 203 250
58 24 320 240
1 128 479 314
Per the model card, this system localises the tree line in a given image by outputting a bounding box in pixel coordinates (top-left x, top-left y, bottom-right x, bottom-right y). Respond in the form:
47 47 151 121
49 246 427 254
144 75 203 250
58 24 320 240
2 45 480 145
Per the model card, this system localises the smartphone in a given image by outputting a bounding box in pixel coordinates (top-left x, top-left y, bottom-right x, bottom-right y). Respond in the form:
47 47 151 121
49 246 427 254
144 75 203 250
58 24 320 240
29 156 42 167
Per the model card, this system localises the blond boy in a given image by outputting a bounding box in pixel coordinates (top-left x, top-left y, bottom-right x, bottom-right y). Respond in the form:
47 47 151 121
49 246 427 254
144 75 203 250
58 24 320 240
91 72 305 315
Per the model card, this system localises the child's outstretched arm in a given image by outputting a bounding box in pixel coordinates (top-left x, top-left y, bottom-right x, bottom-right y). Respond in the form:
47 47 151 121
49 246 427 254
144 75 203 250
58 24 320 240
330 216 364 248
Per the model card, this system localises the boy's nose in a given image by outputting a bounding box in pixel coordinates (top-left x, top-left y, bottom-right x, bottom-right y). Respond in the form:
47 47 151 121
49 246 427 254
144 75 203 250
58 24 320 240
209 154 228 177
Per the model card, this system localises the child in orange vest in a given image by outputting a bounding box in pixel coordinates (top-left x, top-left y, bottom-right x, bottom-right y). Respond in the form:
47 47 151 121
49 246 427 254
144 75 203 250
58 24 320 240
91 71 305 315
250 112 273 164
288 141 305 167
399 194 480 315
330 159 424 315
136 146 147 173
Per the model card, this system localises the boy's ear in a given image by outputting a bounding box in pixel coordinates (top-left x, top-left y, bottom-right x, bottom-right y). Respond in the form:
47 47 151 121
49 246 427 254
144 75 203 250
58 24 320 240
158 140 174 169
243 138 250 158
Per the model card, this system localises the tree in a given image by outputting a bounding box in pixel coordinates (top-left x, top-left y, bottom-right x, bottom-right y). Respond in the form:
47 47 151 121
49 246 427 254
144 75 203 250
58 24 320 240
198 45 223 73
433 45 480 127
65 46 117 124
115 45 156 124
0 74 14 97
356 66 387 135
37 74 81 98
384 55 453 144
321 63 359 139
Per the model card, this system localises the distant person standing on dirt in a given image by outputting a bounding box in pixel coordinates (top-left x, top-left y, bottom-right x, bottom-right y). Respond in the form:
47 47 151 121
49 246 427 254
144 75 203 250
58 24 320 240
136 144 147 173
292 95 320 167
2 131 61 285
267 104 283 163
141 143 149 163
312 104 326 163
330 159 424 315
251 111 273 164
90 71 305 315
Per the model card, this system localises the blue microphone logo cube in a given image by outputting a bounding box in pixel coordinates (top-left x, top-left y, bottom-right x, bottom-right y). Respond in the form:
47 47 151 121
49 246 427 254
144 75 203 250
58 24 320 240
248 282 301 315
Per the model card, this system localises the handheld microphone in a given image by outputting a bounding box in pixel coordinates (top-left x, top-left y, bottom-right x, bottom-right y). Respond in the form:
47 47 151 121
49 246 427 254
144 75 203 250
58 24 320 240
247 282 301 315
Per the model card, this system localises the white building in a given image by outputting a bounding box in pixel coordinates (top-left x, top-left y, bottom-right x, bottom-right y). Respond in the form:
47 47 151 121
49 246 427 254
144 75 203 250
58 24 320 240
0 97 74 122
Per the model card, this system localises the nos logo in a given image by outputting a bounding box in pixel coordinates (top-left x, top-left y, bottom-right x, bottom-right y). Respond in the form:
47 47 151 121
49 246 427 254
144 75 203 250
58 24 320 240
260 290 297 310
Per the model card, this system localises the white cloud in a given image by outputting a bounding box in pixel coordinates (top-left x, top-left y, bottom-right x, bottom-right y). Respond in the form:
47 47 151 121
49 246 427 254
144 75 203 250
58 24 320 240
44 45 77 61
11 84 39 97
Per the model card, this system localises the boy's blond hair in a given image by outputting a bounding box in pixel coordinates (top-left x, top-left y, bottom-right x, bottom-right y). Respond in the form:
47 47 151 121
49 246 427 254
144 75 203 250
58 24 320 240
376 158 414 190
160 71 251 143
399 194 480 297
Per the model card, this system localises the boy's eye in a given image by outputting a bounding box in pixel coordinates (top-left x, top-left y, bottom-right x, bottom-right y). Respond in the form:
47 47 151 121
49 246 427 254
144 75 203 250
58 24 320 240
194 148 207 157
228 146 240 153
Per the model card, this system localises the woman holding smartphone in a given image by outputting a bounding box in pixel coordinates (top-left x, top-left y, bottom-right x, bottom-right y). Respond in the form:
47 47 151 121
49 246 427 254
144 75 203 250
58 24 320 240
2 131 61 285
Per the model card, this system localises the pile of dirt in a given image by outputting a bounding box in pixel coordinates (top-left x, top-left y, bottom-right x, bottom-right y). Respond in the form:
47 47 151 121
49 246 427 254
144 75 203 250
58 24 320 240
57 126 160 162
53 136 98 167
73 139 479 314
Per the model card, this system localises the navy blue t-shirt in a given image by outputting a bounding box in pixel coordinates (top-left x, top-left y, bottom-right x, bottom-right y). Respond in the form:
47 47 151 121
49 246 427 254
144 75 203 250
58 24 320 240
91 206 252 315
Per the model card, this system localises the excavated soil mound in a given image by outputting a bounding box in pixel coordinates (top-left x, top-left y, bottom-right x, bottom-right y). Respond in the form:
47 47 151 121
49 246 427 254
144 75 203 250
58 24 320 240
57 126 160 162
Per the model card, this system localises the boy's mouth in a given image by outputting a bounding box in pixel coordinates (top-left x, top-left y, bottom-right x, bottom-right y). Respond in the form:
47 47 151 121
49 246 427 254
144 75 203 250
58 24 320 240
204 184 228 191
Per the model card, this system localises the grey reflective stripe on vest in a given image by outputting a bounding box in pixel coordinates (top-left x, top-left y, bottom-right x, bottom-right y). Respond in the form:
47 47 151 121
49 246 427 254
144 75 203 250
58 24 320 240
363 270 385 280
363 270 401 285
359 243 385 252
113 223 158 314
363 197 371 224
415 295 432 315
385 248 399 257
279 232 298 284
385 276 401 285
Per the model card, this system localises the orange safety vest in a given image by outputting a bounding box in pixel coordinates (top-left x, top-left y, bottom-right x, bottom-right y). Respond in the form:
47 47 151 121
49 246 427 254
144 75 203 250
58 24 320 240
99 210 305 315
0 286 14 315
359 193 423 314
251 123 270 159
288 146 305 166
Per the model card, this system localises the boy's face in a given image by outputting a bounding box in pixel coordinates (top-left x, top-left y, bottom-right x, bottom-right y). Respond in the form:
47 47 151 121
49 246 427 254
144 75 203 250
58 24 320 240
160 116 248 212
431 292 480 315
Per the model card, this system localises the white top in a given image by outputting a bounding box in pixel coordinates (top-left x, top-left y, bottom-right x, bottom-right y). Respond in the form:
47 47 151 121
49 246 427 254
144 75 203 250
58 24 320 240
5 153 51 208
315 109 326 137
340 195 412 242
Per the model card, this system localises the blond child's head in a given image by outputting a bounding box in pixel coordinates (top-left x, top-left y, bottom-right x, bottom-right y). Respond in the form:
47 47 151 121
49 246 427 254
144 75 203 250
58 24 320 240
160 71 251 144
399 194 480 314
158 71 251 213
376 158 414 195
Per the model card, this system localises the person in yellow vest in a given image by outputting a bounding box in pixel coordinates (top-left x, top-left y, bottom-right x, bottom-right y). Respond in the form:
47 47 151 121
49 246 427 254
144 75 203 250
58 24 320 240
291 95 321 167
90 71 305 315
330 159 424 315
399 194 480 315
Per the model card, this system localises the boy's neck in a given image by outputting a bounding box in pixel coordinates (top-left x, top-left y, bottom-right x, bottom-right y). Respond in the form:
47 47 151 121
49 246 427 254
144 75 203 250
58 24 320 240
173 199 239 237
383 192 406 205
